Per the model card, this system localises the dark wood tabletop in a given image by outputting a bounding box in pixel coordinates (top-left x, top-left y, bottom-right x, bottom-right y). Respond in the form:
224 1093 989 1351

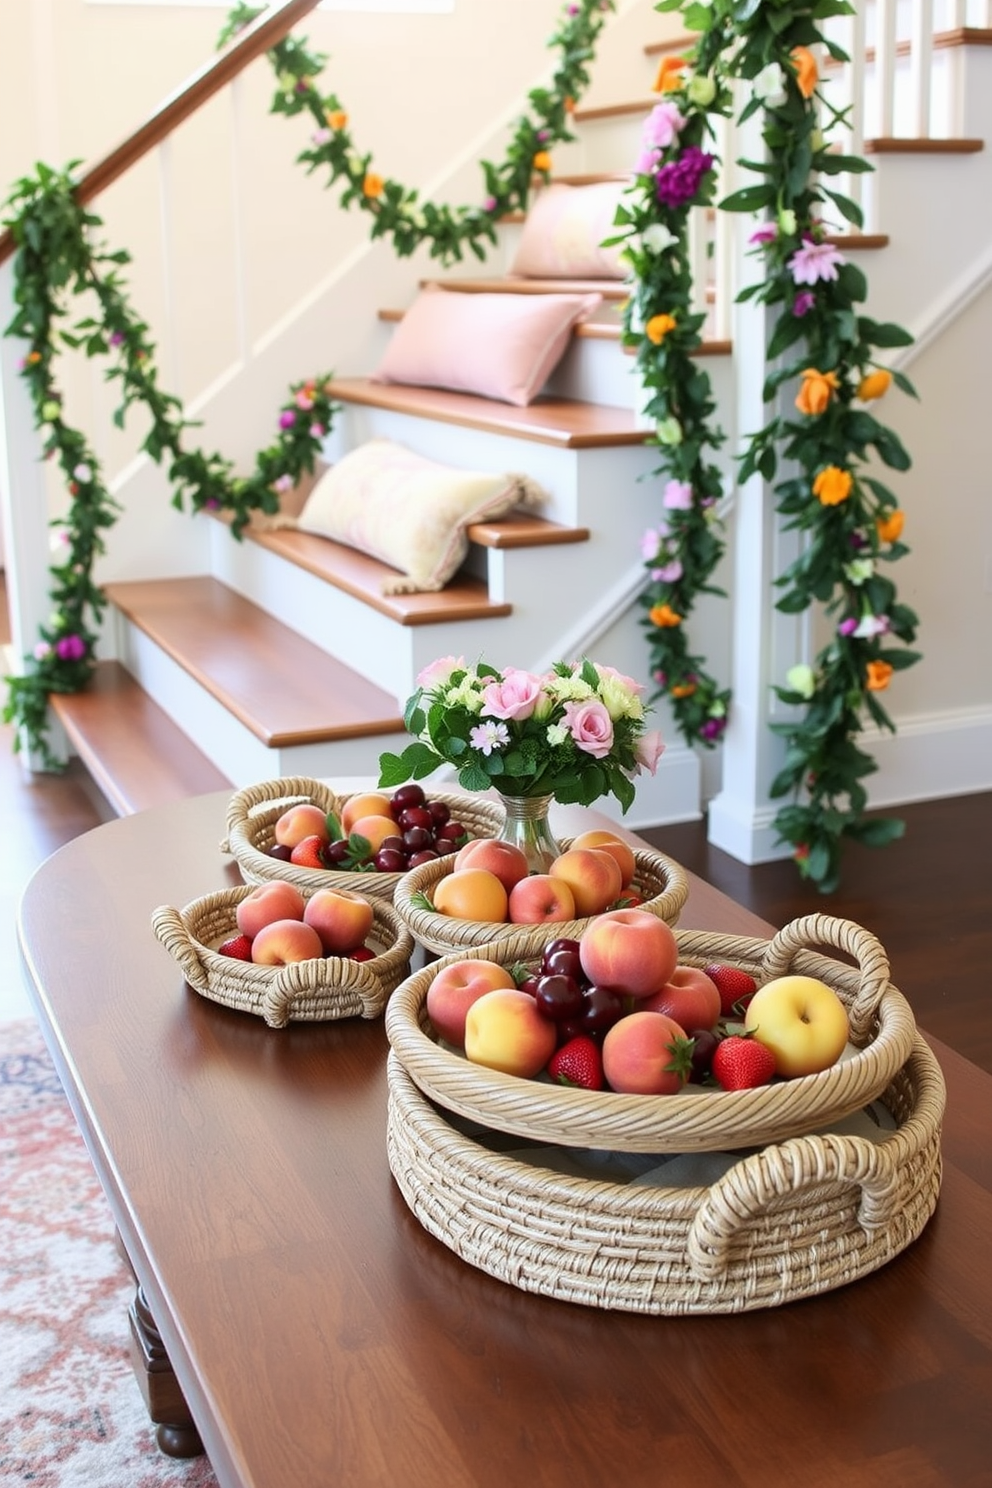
17 790 992 1488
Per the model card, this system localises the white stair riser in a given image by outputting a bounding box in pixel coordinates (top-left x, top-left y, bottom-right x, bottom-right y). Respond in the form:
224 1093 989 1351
546 333 641 406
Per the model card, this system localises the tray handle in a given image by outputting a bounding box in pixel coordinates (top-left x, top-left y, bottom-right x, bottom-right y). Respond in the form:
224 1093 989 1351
686 1130 900 1283
262 957 385 1029
758 914 890 1043
151 904 211 993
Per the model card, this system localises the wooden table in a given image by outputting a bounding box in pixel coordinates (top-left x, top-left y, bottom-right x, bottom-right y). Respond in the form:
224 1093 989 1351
17 791 992 1487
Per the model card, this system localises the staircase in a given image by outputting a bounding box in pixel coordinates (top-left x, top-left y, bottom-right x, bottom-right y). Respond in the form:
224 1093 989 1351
2 0 991 847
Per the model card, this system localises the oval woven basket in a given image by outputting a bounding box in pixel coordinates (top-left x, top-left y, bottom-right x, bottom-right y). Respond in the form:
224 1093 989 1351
386 1032 944 1314
152 883 414 1028
219 775 504 903
391 839 689 956
384 914 919 1152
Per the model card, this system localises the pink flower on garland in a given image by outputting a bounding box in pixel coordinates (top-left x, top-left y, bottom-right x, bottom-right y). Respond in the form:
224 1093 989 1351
749 224 778 246
788 237 845 285
55 635 86 661
278 410 296 430
653 558 684 582
655 146 713 208
792 291 816 317
662 478 693 510
643 101 686 151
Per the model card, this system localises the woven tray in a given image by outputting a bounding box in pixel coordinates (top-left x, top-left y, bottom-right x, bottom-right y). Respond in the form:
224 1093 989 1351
219 775 504 903
391 839 689 956
386 1031 944 1314
152 883 414 1028
384 914 919 1152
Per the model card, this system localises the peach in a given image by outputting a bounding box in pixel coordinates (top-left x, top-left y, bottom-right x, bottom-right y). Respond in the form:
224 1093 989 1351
426 959 517 1047
303 887 374 955
464 988 558 1078
549 847 623 917
578 908 678 999
642 965 721 1032
273 803 332 850
341 793 395 834
569 829 637 889
432 868 509 923
507 874 576 925
236 881 306 939
348 814 402 854
602 1010 692 1095
454 837 530 894
250 917 324 966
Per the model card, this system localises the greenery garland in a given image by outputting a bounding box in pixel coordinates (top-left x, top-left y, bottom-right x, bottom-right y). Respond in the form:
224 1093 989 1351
714 0 920 892
2 1 613 767
614 22 735 752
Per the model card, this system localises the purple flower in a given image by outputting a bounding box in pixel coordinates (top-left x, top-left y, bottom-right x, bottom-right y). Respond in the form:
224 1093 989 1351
792 291 816 317
655 146 713 208
309 423 325 439
653 559 683 582
55 634 86 661
662 479 693 510
788 237 845 286
700 717 726 741
483 195 498 213
837 617 859 637
749 224 778 246
279 410 296 430
110 330 125 346
653 669 668 686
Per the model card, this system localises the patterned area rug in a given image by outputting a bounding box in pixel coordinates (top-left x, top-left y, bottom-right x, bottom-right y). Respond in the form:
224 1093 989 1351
0 1018 218 1487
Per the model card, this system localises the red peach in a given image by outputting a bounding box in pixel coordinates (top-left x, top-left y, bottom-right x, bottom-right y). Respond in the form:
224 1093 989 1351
250 917 324 966
303 887 375 955
578 908 678 999
549 847 623 917
569 829 637 889
507 874 577 925
464 988 558 1078
641 965 721 1032
273 803 332 850
236 880 306 939
426 959 517 1047
602 1010 692 1095
454 837 530 893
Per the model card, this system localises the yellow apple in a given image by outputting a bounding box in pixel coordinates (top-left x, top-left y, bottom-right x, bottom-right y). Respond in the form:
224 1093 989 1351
743 975 850 1077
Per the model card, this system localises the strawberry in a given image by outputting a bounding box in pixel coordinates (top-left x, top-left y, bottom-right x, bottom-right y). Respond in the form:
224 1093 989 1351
547 1035 604 1091
349 946 376 962
218 933 253 961
703 962 758 1017
711 1034 776 1091
290 834 328 869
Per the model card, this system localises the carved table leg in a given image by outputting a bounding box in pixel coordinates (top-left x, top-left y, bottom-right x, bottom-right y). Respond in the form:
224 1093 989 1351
115 1231 205 1459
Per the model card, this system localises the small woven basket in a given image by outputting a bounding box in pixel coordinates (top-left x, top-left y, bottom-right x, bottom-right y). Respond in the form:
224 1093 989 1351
220 775 504 903
384 914 919 1152
386 1031 944 1314
152 883 414 1028
391 839 689 956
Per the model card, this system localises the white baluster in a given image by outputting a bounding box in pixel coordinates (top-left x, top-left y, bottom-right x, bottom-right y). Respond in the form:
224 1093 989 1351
908 0 935 137
875 0 899 137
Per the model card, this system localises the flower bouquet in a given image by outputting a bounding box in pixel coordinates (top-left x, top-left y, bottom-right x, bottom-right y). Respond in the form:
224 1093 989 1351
378 657 665 814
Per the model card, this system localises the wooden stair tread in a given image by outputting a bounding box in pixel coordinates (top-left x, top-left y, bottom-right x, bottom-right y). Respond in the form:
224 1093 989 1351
243 525 513 625
864 137 984 153
465 514 590 548
418 275 630 302
326 377 652 448
103 577 407 746
50 660 232 816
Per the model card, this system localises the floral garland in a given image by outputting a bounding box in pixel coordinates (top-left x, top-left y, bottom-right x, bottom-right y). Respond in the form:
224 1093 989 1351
716 2 920 892
2 2 613 767
614 18 736 752
220 0 616 263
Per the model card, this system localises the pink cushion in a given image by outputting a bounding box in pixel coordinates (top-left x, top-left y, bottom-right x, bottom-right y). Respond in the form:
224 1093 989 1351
509 182 629 280
371 285 602 406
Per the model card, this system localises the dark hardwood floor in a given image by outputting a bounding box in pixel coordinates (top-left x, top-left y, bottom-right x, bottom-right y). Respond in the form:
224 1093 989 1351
2 570 990 1070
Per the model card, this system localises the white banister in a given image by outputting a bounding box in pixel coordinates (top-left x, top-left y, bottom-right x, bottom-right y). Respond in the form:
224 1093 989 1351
908 0 935 136
875 0 899 137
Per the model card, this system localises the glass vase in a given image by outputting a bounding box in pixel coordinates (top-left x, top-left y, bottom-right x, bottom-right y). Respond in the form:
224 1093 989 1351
495 791 561 874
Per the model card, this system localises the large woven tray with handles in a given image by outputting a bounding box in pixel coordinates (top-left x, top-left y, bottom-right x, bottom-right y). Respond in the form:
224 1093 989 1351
391 838 689 956
386 1031 944 1314
384 914 919 1153
220 775 504 903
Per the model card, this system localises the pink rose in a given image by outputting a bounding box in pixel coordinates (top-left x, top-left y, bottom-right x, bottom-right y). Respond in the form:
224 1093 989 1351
562 700 614 759
481 667 546 721
595 663 646 697
633 730 666 775
416 655 465 690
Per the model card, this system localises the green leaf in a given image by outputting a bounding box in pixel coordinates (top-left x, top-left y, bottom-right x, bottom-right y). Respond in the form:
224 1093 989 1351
719 183 776 213
848 816 906 848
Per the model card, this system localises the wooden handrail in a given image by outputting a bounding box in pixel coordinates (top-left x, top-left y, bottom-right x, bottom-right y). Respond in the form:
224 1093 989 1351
0 0 320 267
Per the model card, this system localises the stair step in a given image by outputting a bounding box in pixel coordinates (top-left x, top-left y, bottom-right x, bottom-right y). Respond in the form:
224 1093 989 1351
50 660 232 816
864 136 984 152
103 576 407 746
465 513 590 548
325 377 652 449
416 275 630 302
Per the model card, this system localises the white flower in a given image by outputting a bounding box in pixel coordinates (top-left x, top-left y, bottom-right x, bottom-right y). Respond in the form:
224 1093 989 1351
597 674 645 722
446 679 486 713
640 223 678 255
778 207 798 236
546 723 569 747
843 558 875 586
753 63 787 106
853 612 890 638
48 526 71 552
656 417 683 446
786 663 817 699
72 462 92 482
686 74 717 108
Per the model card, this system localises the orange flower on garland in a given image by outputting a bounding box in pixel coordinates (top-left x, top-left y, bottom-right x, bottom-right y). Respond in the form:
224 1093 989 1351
795 367 840 416
812 466 852 506
645 313 677 345
363 172 385 199
326 109 348 129
649 602 682 627
866 660 894 691
876 509 905 544
532 151 552 173
791 46 818 99
654 54 688 93
858 369 892 401
670 681 697 698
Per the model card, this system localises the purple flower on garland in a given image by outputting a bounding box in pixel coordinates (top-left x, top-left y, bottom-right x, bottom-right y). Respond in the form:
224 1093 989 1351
792 291 816 317
55 634 86 661
749 224 778 246
837 617 859 637
110 330 125 346
483 195 498 213
279 410 296 430
788 237 845 286
699 717 726 741
655 146 714 209
309 423 325 439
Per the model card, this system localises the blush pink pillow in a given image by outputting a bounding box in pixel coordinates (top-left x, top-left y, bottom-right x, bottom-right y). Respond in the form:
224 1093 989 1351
371 285 602 406
509 181 629 280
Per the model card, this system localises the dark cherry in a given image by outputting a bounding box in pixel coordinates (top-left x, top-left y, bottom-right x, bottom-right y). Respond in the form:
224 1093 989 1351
578 984 625 1034
268 844 293 861
398 806 434 833
543 937 581 960
533 973 585 1023
380 835 407 855
402 826 433 852
688 1029 719 1082
428 800 451 828
391 784 426 812
434 836 458 856
374 848 407 874
324 840 352 865
518 975 541 999
407 848 439 867
542 946 585 983
557 1017 589 1043
437 820 466 843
